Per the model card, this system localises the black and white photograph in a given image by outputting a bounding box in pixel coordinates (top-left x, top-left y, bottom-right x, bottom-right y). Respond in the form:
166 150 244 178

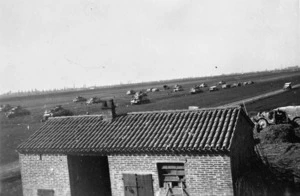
0 0 300 195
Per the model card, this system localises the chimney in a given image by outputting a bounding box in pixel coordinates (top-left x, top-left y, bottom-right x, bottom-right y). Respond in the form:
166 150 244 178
101 99 116 121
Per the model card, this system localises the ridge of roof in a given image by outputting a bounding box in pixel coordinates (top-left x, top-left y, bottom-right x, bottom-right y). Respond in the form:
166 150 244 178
128 105 241 115
46 114 103 120
43 106 243 122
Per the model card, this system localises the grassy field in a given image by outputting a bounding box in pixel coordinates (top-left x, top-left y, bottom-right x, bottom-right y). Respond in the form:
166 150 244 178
246 87 300 112
1 70 300 166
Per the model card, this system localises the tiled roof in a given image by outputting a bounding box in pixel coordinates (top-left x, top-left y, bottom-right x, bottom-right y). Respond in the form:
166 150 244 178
17 106 252 154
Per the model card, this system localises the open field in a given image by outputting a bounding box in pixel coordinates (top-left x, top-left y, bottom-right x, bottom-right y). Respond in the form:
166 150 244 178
1 70 300 166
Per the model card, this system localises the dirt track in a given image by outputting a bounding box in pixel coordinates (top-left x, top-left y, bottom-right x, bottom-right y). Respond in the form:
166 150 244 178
221 84 300 108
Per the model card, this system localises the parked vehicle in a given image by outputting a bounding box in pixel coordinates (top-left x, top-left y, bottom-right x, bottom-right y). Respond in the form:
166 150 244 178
0 104 12 112
190 86 202 94
134 91 147 97
173 85 183 92
73 96 87 103
199 83 207 88
283 82 292 90
218 81 226 85
247 81 254 85
152 88 159 92
86 97 103 105
130 90 150 105
42 105 73 121
163 85 170 90
146 88 153 92
252 109 300 130
222 84 231 89
126 90 135 95
130 97 150 105
209 86 218 92
274 106 300 126
130 92 150 105
231 82 241 87
5 106 30 118
243 81 249 86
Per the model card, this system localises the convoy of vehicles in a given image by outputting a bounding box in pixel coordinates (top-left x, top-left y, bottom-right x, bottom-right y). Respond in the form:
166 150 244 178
4 81 297 124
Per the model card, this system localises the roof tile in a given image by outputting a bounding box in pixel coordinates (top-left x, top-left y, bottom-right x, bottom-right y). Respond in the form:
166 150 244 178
17 106 251 154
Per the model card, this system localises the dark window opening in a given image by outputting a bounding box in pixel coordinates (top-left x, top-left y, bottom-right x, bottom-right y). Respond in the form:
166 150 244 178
157 163 185 188
37 189 54 196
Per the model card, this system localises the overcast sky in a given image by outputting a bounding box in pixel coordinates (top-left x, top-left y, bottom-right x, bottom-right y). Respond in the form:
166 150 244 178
0 0 299 93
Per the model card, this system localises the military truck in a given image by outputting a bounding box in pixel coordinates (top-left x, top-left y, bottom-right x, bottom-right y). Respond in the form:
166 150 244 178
252 107 300 130
283 82 292 90
42 105 73 121
173 85 183 92
6 106 30 119
190 86 202 94
73 96 87 103
0 104 12 112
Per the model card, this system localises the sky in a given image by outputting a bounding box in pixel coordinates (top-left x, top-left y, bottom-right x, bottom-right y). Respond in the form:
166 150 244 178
0 0 299 93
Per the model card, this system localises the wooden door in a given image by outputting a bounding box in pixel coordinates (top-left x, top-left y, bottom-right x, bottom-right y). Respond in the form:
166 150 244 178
137 174 154 196
123 174 154 196
123 174 138 196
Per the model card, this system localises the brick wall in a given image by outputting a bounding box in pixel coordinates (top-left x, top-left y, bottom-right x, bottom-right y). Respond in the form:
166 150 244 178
20 154 235 196
108 154 233 196
19 154 71 196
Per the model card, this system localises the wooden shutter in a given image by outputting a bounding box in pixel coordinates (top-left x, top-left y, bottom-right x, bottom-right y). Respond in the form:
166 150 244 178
123 174 138 196
123 174 154 196
137 174 154 196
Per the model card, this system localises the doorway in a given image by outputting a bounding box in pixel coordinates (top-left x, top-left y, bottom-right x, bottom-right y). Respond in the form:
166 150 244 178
68 156 112 196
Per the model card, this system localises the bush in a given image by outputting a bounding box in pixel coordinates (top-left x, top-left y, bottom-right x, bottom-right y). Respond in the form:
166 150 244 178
259 124 297 144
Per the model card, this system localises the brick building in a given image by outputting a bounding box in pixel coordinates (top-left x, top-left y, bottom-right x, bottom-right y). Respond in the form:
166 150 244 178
17 104 254 196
